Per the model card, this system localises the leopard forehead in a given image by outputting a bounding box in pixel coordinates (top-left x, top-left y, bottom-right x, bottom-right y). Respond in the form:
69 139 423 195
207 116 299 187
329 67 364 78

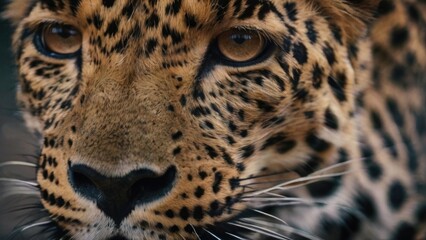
8 0 426 240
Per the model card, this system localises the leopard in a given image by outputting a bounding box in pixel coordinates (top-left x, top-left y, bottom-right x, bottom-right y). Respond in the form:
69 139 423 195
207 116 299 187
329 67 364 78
1 0 426 239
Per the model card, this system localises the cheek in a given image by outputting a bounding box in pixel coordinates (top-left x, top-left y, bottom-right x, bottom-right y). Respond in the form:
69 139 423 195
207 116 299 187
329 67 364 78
200 67 290 125
20 110 44 135
17 54 81 125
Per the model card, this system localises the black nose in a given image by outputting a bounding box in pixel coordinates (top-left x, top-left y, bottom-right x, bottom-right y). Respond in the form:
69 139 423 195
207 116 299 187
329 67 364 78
68 163 177 226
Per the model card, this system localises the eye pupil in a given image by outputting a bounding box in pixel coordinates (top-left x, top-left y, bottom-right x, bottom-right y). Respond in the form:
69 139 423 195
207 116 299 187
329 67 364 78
51 27 73 39
231 34 251 44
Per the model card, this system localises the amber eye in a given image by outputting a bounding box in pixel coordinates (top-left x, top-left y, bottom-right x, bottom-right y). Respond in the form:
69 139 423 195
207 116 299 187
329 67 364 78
216 29 266 63
38 23 82 57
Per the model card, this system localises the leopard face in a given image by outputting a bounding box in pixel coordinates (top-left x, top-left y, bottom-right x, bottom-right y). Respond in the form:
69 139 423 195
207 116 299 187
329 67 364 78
3 0 426 239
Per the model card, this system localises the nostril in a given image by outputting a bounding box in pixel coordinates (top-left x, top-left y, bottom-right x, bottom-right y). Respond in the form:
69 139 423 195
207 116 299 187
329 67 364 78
129 166 177 203
68 163 105 203
71 170 98 194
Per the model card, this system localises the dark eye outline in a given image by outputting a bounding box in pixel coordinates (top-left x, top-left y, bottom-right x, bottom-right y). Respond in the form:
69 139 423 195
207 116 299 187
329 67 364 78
210 29 276 67
33 22 82 59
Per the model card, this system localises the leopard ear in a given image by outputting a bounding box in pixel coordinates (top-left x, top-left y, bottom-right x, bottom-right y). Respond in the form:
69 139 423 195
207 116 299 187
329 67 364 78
307 0 380 42
2 0 34 26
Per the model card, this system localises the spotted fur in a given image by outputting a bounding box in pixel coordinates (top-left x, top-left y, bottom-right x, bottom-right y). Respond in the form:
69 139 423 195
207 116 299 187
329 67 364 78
2 0 426 239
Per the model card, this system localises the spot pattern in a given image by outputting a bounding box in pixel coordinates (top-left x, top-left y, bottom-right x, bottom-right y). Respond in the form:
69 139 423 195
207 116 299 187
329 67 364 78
2 0 426 239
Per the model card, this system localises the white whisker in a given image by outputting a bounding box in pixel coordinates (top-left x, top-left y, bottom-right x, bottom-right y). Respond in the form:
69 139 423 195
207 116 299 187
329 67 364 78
253 191 296 200
230 221 291 240
309 160 354 176
0 183 38 191
202 228 222 240
0 161 37 168
246 200 323 209
20 220 52 232
248 171 350 197
250 208 288 225
246 196 365 219
241 218 321 240
0 178 38 186
243 195 331 207
225 232 248 240
190 224 201 240
244 197 303 202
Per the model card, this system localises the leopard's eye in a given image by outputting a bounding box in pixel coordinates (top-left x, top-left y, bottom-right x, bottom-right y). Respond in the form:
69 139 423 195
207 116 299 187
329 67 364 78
37 23 82 58
216 29 266 63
